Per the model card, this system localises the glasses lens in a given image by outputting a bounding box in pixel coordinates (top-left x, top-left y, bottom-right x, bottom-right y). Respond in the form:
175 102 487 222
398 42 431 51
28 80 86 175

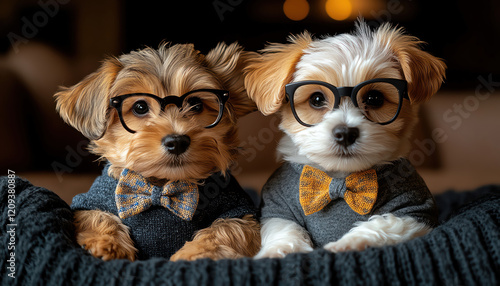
181 91 222 127
121 95 161 132
291 84 335 126
116 91 224 133
356 82 401 124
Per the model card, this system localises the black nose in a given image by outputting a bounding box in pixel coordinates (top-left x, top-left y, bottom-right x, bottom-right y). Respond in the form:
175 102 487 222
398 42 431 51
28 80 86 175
332 126 359 148
162 135 191 155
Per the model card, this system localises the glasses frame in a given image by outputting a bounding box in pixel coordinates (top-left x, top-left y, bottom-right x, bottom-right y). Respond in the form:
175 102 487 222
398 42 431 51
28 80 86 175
110 89 229 134
285 78 409 127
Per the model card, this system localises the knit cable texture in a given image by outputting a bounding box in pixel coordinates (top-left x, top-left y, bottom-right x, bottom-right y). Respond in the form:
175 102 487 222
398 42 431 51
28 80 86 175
1 176 499 286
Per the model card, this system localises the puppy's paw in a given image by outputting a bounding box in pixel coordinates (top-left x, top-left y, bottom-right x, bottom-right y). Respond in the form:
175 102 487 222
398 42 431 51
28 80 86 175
74 210 137 261
79 234 136 261
324 236 371 253
171 216 261 261
170 240 225 261
254 242 313 259
255 217 314 259
324 214 433 253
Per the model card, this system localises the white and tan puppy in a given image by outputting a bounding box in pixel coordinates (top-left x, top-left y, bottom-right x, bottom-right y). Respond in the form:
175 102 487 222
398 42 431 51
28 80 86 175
245 21 446 258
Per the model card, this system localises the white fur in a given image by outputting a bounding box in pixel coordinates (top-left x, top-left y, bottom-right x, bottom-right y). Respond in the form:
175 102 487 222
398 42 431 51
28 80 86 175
255 215 431 258
254 218 313 259
324 214 432 252
294 24 400 88
279 100 402 173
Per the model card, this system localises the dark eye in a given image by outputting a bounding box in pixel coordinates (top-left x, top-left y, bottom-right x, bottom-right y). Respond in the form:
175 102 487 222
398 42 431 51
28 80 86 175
187 97 203 113
364 90 384 108
132 100 149 116
309 92 326 109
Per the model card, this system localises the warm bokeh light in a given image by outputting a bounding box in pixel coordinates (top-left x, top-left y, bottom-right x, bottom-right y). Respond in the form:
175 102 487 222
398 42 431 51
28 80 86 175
325 0 352 21
283 0 310 21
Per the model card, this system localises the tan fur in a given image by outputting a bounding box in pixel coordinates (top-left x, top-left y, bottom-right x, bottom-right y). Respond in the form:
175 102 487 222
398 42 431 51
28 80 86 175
74 210 137 261
55 58 123 140
56 42 260 261
206 42 258 118
170 215 261 261
375 24 446 154
244 32 312 115
374 24 447 104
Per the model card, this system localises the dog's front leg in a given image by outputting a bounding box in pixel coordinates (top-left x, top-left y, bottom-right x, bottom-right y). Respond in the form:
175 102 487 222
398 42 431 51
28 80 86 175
254 218 313 259
170 214 261 261
324 213 432 252
74 210 137 261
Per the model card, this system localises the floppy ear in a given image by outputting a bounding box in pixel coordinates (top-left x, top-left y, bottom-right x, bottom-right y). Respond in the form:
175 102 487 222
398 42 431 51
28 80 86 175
55 58 122 140
375 24 446 104
205 42 258 118
244 32 312 115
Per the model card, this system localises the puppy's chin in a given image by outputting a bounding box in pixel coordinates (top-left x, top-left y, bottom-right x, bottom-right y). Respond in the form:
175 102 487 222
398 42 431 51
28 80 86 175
127 160 203 182
278 133 398 174
278 111 411 173
94 121 237 182
128 136 233 182
104 145 230 182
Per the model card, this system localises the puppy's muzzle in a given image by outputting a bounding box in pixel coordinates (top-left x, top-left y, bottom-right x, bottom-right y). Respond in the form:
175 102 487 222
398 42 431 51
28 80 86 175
333 125 359 148
162 134 191 155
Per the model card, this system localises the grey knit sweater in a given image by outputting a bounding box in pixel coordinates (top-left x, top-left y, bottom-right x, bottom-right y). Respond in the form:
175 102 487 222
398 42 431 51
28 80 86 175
71 165 257 260
260 158 438 247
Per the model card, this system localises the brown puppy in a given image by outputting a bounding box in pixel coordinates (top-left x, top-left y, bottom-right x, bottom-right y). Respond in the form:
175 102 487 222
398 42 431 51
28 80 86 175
56 42 260 261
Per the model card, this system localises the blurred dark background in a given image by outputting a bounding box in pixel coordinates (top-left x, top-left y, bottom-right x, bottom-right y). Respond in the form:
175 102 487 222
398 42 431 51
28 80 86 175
1 0 499 202
3 1 500 87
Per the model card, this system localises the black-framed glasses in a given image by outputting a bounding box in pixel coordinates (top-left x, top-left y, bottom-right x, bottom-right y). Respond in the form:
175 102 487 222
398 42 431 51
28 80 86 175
110 89 229 133
285 78 409 127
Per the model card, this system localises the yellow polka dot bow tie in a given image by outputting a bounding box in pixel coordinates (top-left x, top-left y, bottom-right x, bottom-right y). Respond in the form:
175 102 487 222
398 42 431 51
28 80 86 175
299 165 378 216
115 169 199 220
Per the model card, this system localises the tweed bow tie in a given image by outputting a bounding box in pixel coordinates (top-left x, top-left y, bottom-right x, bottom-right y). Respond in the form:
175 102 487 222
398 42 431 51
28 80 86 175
299 165 378 216
115 169 199 220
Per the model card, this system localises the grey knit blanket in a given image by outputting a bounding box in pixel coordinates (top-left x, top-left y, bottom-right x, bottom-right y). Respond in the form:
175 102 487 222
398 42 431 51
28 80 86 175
1 176 499 285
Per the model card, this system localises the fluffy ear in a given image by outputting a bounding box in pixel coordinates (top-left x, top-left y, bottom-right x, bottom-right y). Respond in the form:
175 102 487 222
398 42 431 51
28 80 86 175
375 24 446 104
205 42 258 118
244 32 312 115
55 58 122 140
